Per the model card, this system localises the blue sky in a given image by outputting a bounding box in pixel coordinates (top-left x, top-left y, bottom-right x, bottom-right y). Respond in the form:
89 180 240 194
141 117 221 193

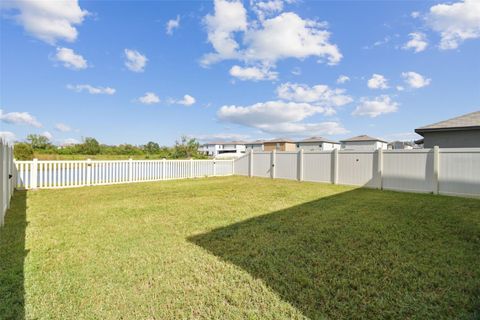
1 0 479 146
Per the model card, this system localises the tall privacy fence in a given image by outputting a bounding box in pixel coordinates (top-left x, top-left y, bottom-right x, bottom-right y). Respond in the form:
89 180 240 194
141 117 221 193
14 159 234 190
234 148 480 198
1 141 15 226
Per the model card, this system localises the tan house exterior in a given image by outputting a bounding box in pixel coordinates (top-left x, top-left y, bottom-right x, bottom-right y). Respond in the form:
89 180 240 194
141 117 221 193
263 139 296 152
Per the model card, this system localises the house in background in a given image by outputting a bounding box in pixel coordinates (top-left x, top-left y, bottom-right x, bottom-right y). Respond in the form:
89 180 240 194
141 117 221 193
415 111 480 148
340 135 388 150
296 137 340 151
199 141 246 157
388 141 414 150
245 140 265 152
263 138 296 152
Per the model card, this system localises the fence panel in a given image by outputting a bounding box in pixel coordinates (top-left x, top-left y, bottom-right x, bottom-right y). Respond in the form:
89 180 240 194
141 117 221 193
234 155 249 176
383 150 434 193
439 148 480 197
14 159 234 190
303 151 333 183
1 141 15 226
252 152 271 178
276 152 298 180
338 151 378 187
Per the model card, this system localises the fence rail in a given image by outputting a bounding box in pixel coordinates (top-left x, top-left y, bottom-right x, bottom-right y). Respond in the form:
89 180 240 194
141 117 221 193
235 148 480 198
1 141 15 226
14 159 234 190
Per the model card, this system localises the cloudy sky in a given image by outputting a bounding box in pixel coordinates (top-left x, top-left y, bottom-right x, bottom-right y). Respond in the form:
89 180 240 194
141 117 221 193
1 0 479 145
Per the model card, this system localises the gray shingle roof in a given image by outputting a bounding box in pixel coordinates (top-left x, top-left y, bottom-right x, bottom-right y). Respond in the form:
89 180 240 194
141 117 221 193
415 111 480 133
298 136 339 144
340 135 387 143
265 138 295 143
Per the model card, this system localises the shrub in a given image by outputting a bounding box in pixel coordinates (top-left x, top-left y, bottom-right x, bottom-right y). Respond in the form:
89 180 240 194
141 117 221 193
14 143 34 160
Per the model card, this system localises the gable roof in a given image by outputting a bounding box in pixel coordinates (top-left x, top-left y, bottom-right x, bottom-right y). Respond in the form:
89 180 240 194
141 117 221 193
264 138 295 143
415 111 480 134
298 136 339 144
246 139 265 145
340 135 387 143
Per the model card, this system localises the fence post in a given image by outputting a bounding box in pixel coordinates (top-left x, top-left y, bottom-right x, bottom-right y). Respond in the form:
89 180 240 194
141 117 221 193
190 158 193 178
433 146 440 194
128 158 133 182
31 158 38 189
298 149 304 181
162 158 166 180
249 150 254 177
332 149 338 184
213 160 216 176
1 141 4 226
271 150 276 179
231 159 235 176
86 159 92 186
378 148 383 190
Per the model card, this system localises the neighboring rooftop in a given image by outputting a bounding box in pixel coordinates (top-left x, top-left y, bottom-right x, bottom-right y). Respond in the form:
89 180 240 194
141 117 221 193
340 135 387 143
298 136 339 144
246 139 266 145
415 111 480 133
201 141 247 145
265 138 295 143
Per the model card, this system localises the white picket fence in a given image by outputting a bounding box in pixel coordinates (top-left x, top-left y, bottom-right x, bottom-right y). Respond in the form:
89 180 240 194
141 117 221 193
235 148 480 198
14 159 234 190
1 141 15 226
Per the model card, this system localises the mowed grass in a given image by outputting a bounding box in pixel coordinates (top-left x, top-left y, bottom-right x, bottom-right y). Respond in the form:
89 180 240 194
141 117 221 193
1 176 479 319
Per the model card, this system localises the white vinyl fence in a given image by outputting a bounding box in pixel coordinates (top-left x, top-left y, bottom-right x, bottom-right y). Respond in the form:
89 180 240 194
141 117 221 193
15 159 234 190
235 148 480 198
1 141 15 226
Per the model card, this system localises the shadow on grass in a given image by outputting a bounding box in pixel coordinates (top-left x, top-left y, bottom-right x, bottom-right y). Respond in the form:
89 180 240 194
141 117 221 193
189 188 480 319
0 191 27 320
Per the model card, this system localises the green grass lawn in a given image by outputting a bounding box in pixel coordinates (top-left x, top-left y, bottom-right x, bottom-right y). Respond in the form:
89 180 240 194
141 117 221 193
1 176 479 319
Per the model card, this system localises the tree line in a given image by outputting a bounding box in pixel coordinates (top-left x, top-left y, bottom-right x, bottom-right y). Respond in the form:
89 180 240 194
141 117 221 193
13 134 207 160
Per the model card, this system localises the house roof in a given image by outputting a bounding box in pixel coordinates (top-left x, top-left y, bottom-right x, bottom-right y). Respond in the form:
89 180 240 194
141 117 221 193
264 138 295 143
246 139 265 145
298 136 339 144
340 135 387 143
415 111 480 134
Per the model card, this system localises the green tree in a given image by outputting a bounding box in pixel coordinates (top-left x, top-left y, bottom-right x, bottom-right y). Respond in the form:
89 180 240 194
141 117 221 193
172 136 204 159
14 142 34 160
26 134 51 150
144 141 160 154
79 137 101 155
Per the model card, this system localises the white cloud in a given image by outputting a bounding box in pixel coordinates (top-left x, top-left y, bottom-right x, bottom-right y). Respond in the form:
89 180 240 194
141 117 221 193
55 47 87 70
202 1 342 67
41 131 53 140
367 73 389 89
244 12 342 65
124 49 148 72
217 100 347 135
0 131 16 143
276 83 353 109
55 123 72 132
251 0 284 20
396 85 405 91
411 11 421 18
1 0 88 45
67 84 116 95
166 15 180 35
202 0 248 65
177 94 196 106
427 0 480 50
402 71 431 88
0 110 42 127
229 65 278 81
138 92 160 105
352 95 399 117
403 32 428 52
336 75 350 84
